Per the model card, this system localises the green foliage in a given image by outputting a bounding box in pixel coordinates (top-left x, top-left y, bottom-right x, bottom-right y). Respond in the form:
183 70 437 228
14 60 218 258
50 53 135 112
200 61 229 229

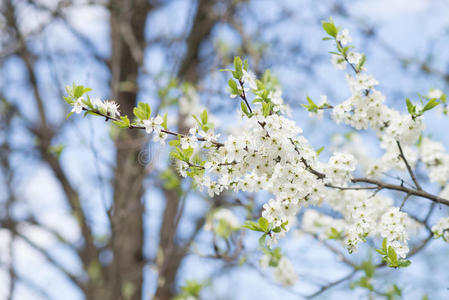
242 217 268 233
112 116 131 128
48 144 65 158
233 56 243 80
65 83 92 102
384 284 402 300
302 96 332 113
327 226 343 240
121 281 136 300
87 260 102 282
133 102 152 121
261 247 282 267
174 280 206 300
161 112 168 130
192 109 214 132
158 78 178 108
159 168 181 190
64 83 92 117
242 217 288 248
262 102 272 117
228 79 240 96
240 101 250 117
376 238 411 268
321 17 338 38
356 54 367 72
350 276 374 292
406 97 440 118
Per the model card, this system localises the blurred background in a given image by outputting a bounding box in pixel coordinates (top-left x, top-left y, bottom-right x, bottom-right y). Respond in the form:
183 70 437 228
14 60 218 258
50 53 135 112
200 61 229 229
1 0 449 299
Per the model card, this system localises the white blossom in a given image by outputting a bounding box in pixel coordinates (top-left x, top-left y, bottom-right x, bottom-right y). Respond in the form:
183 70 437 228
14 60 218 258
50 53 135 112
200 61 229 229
336 29 352 46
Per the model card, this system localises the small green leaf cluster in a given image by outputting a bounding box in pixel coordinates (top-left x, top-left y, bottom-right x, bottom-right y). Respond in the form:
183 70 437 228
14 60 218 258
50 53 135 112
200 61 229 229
351 256 404 298
326 226 343 239
112 116 131 128
384 284 403 300
376 238 411 268
322 17 366 72
159 168 181 190
224 57 248 95
406 97 440 119
214 218 237 239
158 78 179 108
192 109 213 133
133 102 152 121
301 96 332 113
351 257 376 292
261 247 283 268
242 217 288 247
64 83 94 118
168 140 204 178
64 83 92 104
173 280 206 300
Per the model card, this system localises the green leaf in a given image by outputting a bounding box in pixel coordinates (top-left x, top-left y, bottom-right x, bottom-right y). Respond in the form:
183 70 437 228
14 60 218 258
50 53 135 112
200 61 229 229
240 101 249 116
375 249 386 255
66 111 74 119
133 102 152 120
243 59 249 71
398 259 411 268
422 98 440 112
169 139 180 147
406 98 415 115
200 109 208 124
192 114 202 127
112 115 130 128
228 79 239 94
65 85 73 97
272 226 281 233
280 220 288 231
387 246 398 266
321 18 338 38
258 217 269 232
161 112 168 130
63 96 74 104
233 56 243 80
262 102 271 117
73 85 85 98
302 96 318 112
356 54 366 72
316 146 325 156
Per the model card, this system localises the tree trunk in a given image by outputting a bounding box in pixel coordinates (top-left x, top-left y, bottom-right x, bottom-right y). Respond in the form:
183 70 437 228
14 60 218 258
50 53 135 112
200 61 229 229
108 0 152 299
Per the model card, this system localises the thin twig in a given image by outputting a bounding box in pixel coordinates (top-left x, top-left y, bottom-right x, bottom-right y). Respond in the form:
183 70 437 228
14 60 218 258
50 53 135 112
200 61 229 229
396 140 422 191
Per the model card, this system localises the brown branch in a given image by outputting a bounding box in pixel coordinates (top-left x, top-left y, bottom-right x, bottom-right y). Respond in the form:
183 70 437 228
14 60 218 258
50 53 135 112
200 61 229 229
81 107 224 147
396 140 422 191
350 177 449 206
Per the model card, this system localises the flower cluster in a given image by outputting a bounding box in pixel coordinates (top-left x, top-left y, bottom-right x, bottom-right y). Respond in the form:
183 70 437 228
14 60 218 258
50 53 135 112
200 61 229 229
301 209 345 240
431 217 449 242
260 250 298 286
379 208 409 258
205 208 240 238
419 138 449 185
330 29 424 148
65 22 449 275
